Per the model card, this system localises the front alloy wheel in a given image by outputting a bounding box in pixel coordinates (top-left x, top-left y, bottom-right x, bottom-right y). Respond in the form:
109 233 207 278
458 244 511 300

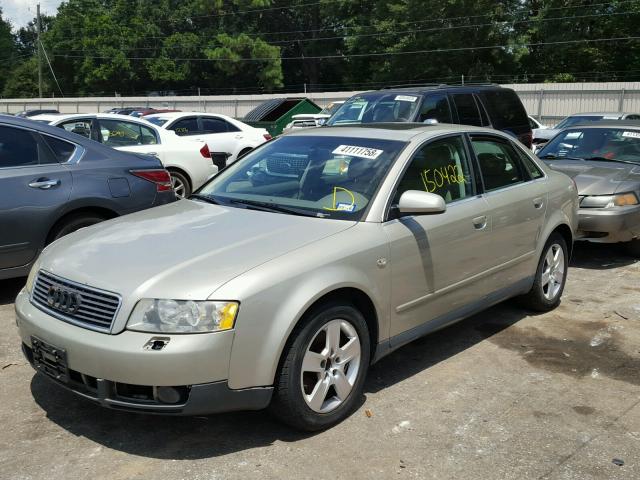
301 319 361 413
270 303 370 431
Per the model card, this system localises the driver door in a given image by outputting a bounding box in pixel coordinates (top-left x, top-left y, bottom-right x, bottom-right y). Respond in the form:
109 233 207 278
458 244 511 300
382 134 493 342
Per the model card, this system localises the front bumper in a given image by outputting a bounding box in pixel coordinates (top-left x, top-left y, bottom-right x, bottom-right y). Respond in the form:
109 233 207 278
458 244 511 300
16 289 273 414
22 343 271 415
577 205 640 243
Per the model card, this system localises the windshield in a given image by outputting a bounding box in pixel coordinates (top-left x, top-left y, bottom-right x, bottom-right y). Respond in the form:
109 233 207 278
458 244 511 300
326 93 420 125
198 135 407 220
146 117 169 126
555 115 611 129
538 127 640 164
320 102 343 116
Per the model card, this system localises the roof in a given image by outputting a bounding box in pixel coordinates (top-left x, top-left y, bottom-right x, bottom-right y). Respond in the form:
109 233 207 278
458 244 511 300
569 120 640 128
356 83 507 96
285 122 505 141
30 113 157 125
567 112 637 117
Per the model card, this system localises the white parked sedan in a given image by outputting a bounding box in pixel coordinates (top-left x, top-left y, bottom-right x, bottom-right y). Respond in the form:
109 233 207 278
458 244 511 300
145 112 271 164
32 113 218 197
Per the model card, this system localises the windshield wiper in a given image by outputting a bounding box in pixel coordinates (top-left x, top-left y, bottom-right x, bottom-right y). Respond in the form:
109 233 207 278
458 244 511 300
189 193 223 205
227 198 316 217
583 156 639 165
539 154 586 161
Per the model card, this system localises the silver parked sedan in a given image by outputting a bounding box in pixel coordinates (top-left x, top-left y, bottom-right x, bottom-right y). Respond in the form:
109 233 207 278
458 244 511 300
15 124 577 430
537 121 640 256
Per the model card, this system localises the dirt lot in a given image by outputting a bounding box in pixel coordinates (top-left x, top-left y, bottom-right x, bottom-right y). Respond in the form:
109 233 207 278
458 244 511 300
0 242 639 480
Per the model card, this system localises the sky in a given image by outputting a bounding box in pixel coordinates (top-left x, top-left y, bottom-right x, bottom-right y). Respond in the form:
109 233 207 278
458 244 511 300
1 0 62 29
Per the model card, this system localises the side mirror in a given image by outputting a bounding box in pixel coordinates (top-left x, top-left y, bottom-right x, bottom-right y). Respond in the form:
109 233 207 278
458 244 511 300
398 190 446 215
423 118 439 125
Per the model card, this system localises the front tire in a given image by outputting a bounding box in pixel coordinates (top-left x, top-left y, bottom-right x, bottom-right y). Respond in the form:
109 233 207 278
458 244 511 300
520 232 568 311
269 302 370 431
49 213 107 243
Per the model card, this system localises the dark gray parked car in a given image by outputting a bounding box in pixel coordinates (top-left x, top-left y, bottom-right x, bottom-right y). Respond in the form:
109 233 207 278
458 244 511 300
0 116 176 280
537 121 640 256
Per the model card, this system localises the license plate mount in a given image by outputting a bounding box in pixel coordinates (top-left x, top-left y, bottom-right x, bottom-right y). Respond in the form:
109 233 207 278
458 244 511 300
31 336 69 383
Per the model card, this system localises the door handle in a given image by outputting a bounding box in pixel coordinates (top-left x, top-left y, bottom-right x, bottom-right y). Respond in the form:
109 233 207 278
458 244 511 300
235 135 244 139
533 197 544 209
147 152 158 156
472 215 488 230
28 179 60 189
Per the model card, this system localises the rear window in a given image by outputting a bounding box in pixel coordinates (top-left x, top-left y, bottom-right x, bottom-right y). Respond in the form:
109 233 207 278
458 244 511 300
478 90 528 129
146 117 169 127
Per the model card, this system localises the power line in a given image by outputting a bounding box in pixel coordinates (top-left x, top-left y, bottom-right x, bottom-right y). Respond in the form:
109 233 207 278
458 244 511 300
188 0 344 19
51 36 640 62
43 0 640 44
40 40 64 97
69 9 635 51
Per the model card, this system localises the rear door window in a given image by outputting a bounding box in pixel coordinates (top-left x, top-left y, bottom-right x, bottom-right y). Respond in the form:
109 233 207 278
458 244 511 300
477 90 529 130
169 117 199 136
201 117 240 133
41 135 76 163
471 136 526 191
418 93 453 123
451 94 482 126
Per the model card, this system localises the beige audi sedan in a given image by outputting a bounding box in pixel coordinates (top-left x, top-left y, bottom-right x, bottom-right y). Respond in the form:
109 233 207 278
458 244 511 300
16 124 578 431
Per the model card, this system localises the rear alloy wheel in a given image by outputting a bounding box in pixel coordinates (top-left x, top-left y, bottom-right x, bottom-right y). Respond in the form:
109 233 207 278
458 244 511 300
270 303 370 431
520 232 568 311
49 214 107 243
169 171 191 198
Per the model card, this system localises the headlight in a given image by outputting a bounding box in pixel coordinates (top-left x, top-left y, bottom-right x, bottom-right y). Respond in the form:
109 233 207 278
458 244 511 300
609 192 639 207
126 299 239 333
24 259 41 294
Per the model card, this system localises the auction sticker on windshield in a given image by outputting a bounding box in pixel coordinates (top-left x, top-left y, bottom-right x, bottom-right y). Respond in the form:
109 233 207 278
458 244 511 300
395 95 418 102
332 145 384 159
622 131 640 138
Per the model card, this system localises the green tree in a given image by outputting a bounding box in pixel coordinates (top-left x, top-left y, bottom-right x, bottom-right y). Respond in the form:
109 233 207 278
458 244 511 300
0 8 19 94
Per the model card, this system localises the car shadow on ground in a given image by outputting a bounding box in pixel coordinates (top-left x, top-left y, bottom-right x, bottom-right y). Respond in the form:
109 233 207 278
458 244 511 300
0 277 25 306
30 300 536 460
570 241 638 270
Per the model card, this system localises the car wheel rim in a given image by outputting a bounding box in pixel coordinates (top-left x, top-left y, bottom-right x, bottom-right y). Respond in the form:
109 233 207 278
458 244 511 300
541 243 565 300
171 175 186 198
300 319 361 414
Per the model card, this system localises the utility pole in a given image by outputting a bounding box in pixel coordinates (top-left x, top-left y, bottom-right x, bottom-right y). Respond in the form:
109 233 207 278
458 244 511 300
37 4 43 98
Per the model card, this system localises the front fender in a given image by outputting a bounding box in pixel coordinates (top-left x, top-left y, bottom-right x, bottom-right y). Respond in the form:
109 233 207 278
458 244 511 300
213 225 390 390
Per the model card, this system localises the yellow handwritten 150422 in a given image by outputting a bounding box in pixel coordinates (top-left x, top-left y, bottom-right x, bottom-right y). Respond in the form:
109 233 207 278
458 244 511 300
420 164 466 192
322 186 355 211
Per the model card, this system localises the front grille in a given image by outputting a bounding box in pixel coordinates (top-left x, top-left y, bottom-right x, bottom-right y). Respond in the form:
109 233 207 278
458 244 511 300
31 270 121 333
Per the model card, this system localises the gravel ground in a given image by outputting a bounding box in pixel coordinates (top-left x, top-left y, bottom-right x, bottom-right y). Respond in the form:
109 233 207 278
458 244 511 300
0 242 639 480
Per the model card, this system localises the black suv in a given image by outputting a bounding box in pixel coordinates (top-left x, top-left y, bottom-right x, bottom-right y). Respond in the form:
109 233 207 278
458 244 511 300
326 84 532 148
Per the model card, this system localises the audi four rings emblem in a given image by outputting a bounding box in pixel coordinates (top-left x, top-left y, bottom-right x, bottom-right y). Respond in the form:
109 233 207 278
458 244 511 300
46 285 82 314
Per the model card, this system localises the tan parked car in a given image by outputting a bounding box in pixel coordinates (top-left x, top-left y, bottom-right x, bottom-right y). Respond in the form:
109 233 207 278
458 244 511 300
16 124 577 430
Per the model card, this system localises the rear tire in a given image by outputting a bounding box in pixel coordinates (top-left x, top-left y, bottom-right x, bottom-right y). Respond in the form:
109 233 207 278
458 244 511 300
238 148 253 159
624 239 640 257
48 213 107 243
168 170 191 198
520 232 568 312
269 302 370 431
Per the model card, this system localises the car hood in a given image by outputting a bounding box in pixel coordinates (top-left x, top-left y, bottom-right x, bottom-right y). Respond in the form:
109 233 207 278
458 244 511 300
39 200 356 303
545 159 640 195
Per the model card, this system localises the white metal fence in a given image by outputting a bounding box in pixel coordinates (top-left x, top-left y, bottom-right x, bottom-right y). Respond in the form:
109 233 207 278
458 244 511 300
4 82 640 127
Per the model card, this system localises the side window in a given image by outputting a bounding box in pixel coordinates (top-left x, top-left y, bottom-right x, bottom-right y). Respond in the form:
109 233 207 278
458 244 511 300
201 117 229 134
451 93 482 126
528 117 538 130
42 135 76 163
418 93 452 123
0 126 40 167
139 124 158 145
170 118 199 136
626 115 640 120
99 120 145 147
394 135 474 204
471 137 525 191
515 145 544 180
58 119 92 138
